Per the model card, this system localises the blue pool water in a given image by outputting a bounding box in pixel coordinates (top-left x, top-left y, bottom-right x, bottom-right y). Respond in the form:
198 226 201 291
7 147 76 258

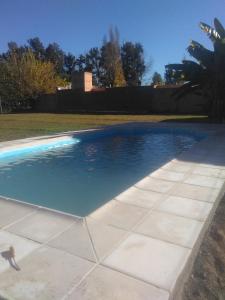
0 126 205 216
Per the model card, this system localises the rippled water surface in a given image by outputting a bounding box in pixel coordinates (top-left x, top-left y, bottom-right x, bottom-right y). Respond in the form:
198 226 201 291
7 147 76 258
0 128 203 216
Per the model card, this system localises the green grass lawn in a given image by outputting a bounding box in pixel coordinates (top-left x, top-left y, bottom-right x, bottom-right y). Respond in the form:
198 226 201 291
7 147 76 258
0 113 209 142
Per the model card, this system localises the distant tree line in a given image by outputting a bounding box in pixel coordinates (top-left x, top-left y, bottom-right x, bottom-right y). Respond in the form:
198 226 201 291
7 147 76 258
1 28 147 86
0 27 148 111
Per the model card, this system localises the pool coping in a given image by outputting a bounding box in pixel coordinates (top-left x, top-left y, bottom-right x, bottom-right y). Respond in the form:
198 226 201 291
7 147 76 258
0 122 225 300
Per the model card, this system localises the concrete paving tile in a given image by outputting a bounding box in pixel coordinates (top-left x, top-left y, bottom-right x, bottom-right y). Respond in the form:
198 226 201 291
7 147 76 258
156 196 212 221
0 231 39 273
135 211 203 248
68 265 169 300
135 177 175 193
162 161 193 173
7 210 76 243
184 174 224 189
89 200 148 231
103 233 190 291
170 183 220 203
0 198 36 228
116 186 164 209
219 169 225 178
192 166 221 177
47 218 96 262
171 160 199 169
48 217 127 263
0 246 94 300
150 169 185 182
86 217 127 260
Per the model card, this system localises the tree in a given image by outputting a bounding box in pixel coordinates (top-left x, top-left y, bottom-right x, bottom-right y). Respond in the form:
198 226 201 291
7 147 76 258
100 27 126 87
45 42 65 75
27 37 46 60
166 18 225 122
113 60 126 87
121 42 145 86
76 54 86 72
7 42 19 52
2 42 28 59
84 47 102 86
152 72 163 85
164 68 184 85
64 52 76 79
0 50 66 110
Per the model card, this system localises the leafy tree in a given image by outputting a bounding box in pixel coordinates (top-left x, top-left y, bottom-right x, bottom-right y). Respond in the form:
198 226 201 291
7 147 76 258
166 18 225 122
100 27 126 87
7 42 19 52
152 72 163 85
113 60 126 87
27 37 46 60
45 42 65 75
0 50 66 110
84 47 102 86
64 52 76 79
2 42 28 59
121 42 145 86
76 54 86 72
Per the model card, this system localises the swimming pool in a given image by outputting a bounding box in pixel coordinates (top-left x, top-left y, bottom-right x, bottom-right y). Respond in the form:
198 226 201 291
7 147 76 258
0 125 205 216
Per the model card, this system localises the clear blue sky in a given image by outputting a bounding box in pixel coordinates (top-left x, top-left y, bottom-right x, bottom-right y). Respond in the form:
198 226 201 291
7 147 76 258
0 0 224 82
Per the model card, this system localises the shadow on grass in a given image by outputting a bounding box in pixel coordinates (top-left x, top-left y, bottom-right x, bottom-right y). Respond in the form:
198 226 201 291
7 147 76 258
160 116 211 123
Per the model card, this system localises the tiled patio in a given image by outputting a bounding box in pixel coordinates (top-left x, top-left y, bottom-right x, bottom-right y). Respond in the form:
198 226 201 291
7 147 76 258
0 123 225 300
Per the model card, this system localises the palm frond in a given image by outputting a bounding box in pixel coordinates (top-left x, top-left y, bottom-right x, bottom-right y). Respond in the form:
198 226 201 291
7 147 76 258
173 81 201 99
200 22 220 42
182 60 202 70
167 60 205 83
187 41 214 69
214 18 225 39
165 63 184 70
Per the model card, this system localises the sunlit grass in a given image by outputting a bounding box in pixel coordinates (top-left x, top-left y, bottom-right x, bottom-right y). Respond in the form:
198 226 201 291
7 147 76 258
0 113 209 142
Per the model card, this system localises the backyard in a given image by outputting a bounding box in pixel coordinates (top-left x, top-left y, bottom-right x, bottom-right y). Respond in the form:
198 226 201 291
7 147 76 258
0 2 224 299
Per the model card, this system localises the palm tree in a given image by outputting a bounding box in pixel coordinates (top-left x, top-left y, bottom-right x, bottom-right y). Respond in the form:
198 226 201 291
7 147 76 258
166 18 225 122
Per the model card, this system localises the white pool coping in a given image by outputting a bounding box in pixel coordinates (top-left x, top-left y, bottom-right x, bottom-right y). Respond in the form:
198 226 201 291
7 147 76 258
0 122 225 300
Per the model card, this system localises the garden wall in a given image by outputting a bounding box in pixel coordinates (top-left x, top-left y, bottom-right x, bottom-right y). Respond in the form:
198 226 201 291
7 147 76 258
35 86 209 114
